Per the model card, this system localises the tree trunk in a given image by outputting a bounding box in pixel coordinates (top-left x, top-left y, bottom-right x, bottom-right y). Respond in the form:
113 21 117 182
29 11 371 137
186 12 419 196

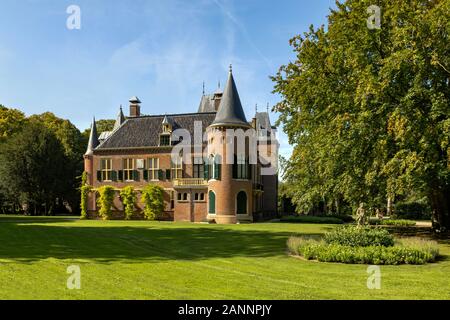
430 187 450 232
386 196 393 217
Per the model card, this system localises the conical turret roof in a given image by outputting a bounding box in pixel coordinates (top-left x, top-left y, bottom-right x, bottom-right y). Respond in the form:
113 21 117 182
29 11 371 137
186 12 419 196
210 68 249 128
85 117 100 156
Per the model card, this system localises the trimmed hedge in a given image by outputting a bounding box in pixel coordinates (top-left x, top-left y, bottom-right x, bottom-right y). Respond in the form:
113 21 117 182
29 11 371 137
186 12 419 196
287 237 439 265
369 219 416 227
324 226 394 247
279 215 344 224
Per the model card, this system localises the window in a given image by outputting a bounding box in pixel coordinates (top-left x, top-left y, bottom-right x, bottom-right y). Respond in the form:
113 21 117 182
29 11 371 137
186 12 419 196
233 155 250 180
100 159 112 181
194 193 205 201
171 156 183 179
210 155 221 180
169 191 175 209
123 158 134 181
163 124 171 133
237 191 247 214
148 158 160 180
177 192 188 202
160 134 170 146
193 158 204 179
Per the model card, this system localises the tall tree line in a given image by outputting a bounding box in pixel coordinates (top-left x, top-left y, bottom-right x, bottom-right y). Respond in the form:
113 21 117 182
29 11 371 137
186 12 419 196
0 105 86 215
272 0 449 231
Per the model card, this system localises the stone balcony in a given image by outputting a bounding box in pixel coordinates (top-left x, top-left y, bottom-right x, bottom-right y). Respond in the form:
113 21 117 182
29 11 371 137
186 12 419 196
173 178 208 188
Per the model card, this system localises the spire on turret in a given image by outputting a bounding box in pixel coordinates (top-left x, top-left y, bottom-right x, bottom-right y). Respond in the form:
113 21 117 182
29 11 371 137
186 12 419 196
85 117 100 156
210 67 250 128
113 105 126 131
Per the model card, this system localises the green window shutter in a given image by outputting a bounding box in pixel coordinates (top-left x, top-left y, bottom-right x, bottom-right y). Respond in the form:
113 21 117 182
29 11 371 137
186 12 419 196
248 163 252 180
97 171 102 182
232 156 237 179
208 191 216 214
204 162 209 180
118 170 123 181
133 170 140 181
158 169 164 180
111 171 117 182
216 164 221 180
143 170 149 181
166 169 171 180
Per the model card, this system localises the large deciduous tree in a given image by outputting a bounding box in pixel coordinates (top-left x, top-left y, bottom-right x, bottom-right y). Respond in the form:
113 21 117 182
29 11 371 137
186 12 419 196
0 122 67 215
272 0 450 231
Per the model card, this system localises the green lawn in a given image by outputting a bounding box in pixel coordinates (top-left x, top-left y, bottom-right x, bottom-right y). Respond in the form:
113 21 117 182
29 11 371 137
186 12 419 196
0 216 449 300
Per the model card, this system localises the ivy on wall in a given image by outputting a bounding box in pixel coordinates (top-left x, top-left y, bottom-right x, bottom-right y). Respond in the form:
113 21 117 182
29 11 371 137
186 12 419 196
120 186 137 220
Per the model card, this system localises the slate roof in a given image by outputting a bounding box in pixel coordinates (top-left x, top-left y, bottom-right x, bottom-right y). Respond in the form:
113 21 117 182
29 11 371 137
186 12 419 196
96 112 216 150
198 94 216 113
211 70 250 128
85 118 100 156
255 112 271 130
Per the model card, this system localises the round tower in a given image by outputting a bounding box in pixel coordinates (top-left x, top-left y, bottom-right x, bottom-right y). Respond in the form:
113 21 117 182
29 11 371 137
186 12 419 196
207 66 253 224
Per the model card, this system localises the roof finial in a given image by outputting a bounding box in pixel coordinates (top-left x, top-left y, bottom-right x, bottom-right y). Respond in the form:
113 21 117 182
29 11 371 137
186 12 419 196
255 103 258 113
229 64 232 73
218 80 221 89
202 82 205 96
267 103 270 113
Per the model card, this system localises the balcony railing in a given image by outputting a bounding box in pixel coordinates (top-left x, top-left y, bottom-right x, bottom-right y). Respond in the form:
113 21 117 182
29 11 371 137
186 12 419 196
173 178 208 187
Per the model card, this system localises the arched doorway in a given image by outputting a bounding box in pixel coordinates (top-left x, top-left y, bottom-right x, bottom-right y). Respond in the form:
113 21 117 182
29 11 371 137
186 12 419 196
236 191 247 214
208 191 216 214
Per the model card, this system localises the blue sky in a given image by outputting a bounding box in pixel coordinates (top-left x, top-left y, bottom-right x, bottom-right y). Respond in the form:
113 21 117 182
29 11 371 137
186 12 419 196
0 0 336 158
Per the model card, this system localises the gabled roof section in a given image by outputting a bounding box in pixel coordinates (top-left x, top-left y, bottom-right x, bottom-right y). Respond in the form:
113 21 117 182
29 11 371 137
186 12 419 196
113 106 126 131
85 118 100 156
198 94 216 113
211 68 250 128
96 113 216 149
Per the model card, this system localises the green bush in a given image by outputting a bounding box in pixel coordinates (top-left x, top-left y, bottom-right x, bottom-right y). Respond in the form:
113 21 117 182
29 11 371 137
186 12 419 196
120 186 137 220
280 215 344 224
324 225 394 247
370 219 416 226
141 184 164 220
288 237 439 265
97 186 115 220
394 201 431 220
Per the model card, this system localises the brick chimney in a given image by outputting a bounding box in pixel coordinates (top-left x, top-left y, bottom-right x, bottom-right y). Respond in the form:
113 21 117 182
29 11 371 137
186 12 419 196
129 96 141 117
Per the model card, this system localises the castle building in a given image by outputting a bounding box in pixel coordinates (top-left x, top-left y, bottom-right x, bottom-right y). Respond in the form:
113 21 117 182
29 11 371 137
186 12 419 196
84 68 278 223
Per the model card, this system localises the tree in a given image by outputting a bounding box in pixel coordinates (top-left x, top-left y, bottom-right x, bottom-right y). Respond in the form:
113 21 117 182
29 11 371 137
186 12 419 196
0 122 67 215
272 0 450 231
141 185 164 220
29 112 85 213
0 105 25 143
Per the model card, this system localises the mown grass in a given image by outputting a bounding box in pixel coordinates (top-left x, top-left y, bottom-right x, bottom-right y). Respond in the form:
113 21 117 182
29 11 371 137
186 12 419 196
0 216 449 300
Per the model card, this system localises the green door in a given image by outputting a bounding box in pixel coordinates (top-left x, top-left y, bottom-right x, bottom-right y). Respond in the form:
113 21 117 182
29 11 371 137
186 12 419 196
209 191 216 214
237 191 247 214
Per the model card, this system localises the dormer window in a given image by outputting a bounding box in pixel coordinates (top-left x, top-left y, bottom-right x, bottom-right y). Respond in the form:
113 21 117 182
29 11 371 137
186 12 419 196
160 134 171 146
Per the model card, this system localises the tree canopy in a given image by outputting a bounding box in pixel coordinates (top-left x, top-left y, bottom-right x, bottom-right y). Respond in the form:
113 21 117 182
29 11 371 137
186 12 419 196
272 0 450 231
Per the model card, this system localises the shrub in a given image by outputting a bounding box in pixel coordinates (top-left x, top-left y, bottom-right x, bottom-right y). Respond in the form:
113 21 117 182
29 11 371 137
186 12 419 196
332 214 354 223
97 186 115 220
141 184 164 220
120 186 137 220
324 225 394 247
288 236 439 265
370 219 416 227
394 201 431 220
280 215 344 224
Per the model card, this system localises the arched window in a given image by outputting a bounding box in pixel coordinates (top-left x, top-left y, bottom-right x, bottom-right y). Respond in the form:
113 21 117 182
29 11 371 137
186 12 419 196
236 191 247 214
208 154 221 180
208 191 216 214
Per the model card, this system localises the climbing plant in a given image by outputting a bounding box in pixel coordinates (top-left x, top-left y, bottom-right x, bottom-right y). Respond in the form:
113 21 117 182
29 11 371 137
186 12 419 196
141 184 164 220
120 186 137 220
97 186 115 220
80 171 91 219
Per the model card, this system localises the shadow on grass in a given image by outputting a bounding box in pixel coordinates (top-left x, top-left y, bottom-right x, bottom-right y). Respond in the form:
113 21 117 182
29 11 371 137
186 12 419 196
0 219 324 264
